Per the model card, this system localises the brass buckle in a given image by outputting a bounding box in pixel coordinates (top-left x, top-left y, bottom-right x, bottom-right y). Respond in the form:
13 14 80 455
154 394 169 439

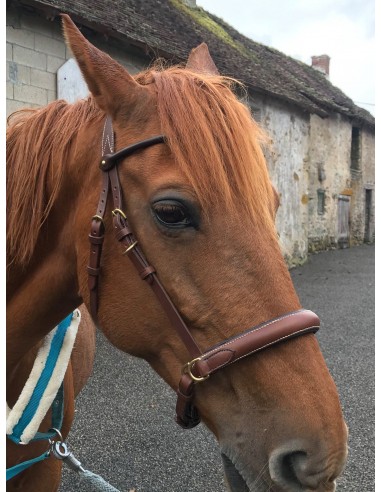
112 208 127 220
91 215 104 223
183 357 209 383
122 241 138 255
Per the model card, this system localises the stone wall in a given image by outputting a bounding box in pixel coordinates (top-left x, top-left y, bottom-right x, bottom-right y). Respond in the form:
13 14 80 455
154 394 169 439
307 113 352 251
6 4 146 118
252 101 375 261
252 95 311 265
350 127 375 244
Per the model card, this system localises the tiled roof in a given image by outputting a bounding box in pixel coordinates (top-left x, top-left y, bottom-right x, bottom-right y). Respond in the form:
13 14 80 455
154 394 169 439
13 0 374 126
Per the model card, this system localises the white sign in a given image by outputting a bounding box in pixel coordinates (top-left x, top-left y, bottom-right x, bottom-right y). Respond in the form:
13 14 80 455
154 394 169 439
57 58 90 103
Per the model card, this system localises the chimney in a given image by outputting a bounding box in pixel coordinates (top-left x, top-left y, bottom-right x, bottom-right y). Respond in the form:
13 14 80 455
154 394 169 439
311 55 330 78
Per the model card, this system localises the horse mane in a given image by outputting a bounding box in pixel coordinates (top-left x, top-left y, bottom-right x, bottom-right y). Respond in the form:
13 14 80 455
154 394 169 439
7 63 275 267
6 98 103 266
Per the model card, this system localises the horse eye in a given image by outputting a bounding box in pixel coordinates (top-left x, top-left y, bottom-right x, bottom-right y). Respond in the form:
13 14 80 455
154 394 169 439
152 201 193 228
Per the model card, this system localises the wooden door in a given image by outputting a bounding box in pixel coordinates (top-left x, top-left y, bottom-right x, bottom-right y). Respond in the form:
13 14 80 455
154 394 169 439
364 189 372 242
338 195 350 248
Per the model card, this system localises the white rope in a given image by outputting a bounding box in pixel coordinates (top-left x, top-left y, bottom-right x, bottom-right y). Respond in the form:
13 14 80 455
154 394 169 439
78 469 122 492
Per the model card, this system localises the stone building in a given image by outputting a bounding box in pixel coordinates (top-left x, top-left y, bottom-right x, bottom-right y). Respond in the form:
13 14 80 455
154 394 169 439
6 0 375 265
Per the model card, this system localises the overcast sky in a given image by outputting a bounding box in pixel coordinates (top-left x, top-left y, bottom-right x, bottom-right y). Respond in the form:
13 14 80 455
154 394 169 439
197 0 375 116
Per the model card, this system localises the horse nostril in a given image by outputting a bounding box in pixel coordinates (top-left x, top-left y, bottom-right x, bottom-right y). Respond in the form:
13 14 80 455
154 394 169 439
270 449 308 491
269 447 335 492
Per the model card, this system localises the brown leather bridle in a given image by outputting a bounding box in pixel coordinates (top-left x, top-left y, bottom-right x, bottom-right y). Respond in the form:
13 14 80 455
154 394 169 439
87 116 320 429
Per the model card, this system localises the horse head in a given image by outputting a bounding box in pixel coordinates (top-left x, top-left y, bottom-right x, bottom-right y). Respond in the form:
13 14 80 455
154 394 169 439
8 14 348 491
62 15 348 491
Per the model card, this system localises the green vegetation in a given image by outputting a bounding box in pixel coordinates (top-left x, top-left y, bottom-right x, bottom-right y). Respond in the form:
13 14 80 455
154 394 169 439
170 0 249 57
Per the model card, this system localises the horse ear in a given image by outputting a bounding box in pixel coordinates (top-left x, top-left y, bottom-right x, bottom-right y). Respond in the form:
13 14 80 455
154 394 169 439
186 43 220 75
61 14 142 116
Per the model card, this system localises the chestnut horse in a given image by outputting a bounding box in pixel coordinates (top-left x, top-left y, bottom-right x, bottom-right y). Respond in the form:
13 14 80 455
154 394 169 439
6 15 348 492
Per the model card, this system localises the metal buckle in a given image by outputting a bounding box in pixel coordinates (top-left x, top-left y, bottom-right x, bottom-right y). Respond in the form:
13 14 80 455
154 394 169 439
183 357 209 383
91 215 104 223
112 208 127 219
122 241 138 255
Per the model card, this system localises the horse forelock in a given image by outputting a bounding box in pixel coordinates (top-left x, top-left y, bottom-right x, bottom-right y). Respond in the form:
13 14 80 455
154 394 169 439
6 99 103 267
143 66 276 229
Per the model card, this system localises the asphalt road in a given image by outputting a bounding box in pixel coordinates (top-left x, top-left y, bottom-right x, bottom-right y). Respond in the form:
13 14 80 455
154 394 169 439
60 244 375 492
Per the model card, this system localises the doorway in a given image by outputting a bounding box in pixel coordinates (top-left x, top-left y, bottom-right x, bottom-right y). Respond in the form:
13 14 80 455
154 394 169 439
338 195 350 248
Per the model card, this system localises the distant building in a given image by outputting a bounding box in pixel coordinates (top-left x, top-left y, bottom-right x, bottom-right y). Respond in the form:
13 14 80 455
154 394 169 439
6 0 375 265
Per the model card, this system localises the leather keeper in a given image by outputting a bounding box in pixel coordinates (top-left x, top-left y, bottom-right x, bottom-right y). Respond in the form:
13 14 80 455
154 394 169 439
140 265 156 281
87 266 100 276
178 373 195 397
176 378 200 429
193 350 235 377
88 234 104 245
115 227 132 241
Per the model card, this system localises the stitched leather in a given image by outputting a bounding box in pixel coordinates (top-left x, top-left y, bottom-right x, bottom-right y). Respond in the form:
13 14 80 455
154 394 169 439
176 310 319 428
88 116 320 429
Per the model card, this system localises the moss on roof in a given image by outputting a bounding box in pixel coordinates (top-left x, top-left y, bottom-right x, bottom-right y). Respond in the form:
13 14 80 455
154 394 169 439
170 0 250 58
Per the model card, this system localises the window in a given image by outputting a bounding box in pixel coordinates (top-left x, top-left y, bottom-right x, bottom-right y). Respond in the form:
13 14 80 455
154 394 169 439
317 189 325 215
350 127 361 172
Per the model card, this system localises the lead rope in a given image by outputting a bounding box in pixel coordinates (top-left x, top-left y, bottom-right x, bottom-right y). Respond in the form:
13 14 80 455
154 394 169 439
50 436 121 492
5 309 123 490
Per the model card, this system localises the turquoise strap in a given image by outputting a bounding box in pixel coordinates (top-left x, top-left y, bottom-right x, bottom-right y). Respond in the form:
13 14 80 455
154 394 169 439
6 451 50 481
7 314 74 481
9 315 72 443
7 384 65 444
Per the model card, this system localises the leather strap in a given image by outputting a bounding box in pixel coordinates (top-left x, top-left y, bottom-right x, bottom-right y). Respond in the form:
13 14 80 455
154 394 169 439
108 165 203 360
100 135 166 172
89 117 203 359
176 309 319 428
88 116 321 429
87 118 114 317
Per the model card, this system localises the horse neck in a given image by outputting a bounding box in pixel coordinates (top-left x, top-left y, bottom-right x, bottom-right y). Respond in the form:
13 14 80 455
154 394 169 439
6 116 102 372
